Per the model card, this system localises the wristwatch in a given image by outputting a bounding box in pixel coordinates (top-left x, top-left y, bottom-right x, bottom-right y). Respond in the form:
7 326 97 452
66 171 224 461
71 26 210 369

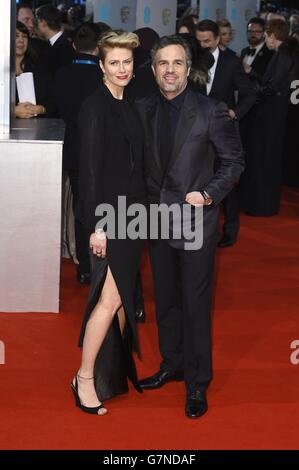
200 190 213 206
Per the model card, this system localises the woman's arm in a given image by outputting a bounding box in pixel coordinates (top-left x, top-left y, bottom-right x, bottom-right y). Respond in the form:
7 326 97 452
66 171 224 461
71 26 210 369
15 102 37 118
78 94 106 238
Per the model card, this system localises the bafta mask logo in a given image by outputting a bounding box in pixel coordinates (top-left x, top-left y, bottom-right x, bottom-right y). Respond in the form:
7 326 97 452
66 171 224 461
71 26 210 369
120 6 130 24
162 8 171 26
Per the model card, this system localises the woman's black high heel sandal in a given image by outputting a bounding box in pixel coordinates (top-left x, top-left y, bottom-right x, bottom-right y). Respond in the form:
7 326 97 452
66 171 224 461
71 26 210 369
71 374 107 415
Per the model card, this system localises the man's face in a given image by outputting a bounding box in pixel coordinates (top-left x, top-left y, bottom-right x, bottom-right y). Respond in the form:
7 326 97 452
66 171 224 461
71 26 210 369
247 22 265 47
36 18 47 39
17 7 34 36
265 32 276 50
152 44 190 99
196 30 219 52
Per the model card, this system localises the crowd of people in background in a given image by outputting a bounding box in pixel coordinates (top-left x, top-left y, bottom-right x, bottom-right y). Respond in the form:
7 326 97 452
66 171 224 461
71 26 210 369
15 1 299 276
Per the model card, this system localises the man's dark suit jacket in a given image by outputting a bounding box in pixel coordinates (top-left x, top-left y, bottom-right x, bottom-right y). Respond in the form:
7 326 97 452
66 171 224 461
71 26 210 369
48 32 75 75
135 87 245 249
208 49 256 120
54 53 102 171
241 43 274 84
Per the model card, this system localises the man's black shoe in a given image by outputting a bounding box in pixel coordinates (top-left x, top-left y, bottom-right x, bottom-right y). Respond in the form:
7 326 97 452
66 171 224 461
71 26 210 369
139 369 184 390
185 390 208 419
218 234 237 248
135 307 146 323
77 272 91 285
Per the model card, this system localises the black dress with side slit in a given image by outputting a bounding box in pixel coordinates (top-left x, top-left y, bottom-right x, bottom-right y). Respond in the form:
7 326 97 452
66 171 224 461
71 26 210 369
77 84 146 401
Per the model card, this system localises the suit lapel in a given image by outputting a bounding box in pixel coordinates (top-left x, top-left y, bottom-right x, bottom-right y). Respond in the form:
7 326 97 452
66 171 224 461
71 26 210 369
166 88 197 173
210 50 224 97
147 98 162 171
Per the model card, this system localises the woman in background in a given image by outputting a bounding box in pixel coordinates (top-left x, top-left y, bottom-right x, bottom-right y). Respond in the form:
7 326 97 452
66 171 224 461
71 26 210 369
15 21 56 118
217 19 235 54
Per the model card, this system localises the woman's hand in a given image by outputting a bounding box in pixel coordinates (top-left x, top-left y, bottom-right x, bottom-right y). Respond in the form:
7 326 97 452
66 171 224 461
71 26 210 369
26 104 46 116
90 232 107 258
15 102 36 119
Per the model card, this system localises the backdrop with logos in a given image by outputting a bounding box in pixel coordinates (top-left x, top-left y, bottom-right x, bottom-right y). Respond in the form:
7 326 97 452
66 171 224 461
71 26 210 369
87 0 177 35
225 0 258 52
86 0 259 52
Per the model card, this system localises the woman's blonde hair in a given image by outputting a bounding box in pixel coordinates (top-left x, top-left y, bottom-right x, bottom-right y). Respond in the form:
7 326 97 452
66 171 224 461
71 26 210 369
98 30 140 61
217 19 232 30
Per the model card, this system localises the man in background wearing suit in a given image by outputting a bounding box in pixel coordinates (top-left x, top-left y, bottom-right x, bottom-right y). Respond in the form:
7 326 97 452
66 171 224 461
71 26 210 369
17 2 52 71
136 36 244 418
36 4 74 76
241 17 274 84
196 20 256 248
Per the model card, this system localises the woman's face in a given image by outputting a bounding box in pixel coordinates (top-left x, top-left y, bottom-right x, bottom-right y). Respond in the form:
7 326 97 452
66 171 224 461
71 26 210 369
100 47 134 89
178 25 189 34
16 29 29 57
220 26 232 47
265 32 276 50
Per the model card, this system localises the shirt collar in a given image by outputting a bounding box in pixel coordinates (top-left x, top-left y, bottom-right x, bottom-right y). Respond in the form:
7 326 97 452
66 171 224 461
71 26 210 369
249 41 265 53
74 52 99 63
160 85 188 110
49 30 63 46
212 47 220 62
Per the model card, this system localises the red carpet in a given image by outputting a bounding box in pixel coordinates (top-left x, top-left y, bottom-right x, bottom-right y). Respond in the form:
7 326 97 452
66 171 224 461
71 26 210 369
1 187 299 450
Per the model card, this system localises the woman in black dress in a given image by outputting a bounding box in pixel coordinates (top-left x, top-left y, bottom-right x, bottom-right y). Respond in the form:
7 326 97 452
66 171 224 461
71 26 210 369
71 31 146 415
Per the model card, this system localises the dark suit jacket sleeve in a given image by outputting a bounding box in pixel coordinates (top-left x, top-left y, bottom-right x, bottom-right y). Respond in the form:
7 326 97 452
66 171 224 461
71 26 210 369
233 59 257 120
34 68 57 117
260 51 292 98
204 102 245 205
78 96 105 235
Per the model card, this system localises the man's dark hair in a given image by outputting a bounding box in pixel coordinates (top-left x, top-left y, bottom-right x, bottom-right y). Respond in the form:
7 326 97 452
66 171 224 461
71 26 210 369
96 22 112 36
151 35 192 67
73 23 102 52
176 17 196 36
247 17 266 30
17 2 32 13
36 5 62 32
196 20 220 38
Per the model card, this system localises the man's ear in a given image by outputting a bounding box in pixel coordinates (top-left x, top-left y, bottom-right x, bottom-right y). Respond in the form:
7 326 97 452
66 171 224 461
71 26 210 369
151 64 156 77
187 66 191 77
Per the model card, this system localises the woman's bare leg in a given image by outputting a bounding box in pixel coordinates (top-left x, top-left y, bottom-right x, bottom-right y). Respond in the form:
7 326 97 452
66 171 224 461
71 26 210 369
75 267 122 414
117 306 126 334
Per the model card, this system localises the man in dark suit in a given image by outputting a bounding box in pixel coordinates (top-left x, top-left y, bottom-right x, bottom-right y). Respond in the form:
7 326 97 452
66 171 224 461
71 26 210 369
17 2 52 72
196 20 256 248
36 4 75 76
54 23 102 284
241 17 274 84
136 36 244 418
